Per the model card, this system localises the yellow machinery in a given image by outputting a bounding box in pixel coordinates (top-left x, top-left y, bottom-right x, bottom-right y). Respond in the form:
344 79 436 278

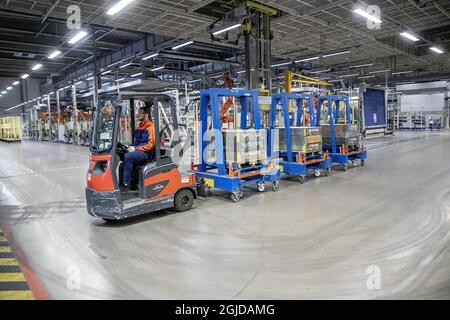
0 116 22 142
285 70 333 93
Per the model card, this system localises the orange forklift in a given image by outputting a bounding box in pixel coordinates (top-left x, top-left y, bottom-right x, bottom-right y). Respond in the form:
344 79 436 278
86 94 196 221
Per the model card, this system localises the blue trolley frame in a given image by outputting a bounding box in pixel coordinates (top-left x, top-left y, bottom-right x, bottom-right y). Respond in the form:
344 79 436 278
269 92 332 183
196 88 280 201
316 95 367 169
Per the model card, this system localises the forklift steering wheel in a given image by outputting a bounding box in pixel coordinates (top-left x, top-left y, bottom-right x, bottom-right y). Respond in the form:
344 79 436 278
117 142 129 154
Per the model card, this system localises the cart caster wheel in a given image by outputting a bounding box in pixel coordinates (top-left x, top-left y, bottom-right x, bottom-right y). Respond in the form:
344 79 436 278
324 168 331 176
351 160 358 167
257 183 266 192
239 190 244 198
314 169 321 177
361 160 365 167
272 181 280 192
298 175 305 184
343 163 349 171
231 192 241 203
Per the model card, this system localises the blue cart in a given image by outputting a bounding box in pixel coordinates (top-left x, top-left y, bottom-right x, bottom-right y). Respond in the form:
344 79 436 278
316 95 367 171
196 88 280 202
269 92 332 184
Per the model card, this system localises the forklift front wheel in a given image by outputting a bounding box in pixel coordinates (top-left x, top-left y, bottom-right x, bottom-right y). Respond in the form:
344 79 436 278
298 175 305 184
257 183 266 192
343 163 349 171
174 189 194 212
351 160 358 167
272 181 280 192
314 169 321 177
325 168 331 176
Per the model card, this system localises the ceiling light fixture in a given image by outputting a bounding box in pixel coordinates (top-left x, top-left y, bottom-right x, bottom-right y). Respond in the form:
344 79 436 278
237 68 255 74
271 61 291 68
151 66 165 72
212 23 242 36
21 74 29 79
68 31 88 44
6 86 12 90
400 32 419 42
131 72 142 77
358 75 375 79
106 0 135 16
295 56 319 63
430 47 444 54
101 70 112 75
172 41 194 50
1 91 6 94
392 71 413 75
369 69 390 74
353 8 382 24
142 53 159 60
13 81 20 85
32 63 43 71
323 50 351 58
119 63 133 69
48 50 61 59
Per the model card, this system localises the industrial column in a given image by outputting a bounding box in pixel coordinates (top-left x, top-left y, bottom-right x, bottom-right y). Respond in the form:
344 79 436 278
72 82 78 145
242 1 276 91
56 89 61 142
47 94 52 141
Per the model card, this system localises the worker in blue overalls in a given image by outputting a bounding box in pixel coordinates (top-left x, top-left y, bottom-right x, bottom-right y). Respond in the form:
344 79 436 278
122 106 155 189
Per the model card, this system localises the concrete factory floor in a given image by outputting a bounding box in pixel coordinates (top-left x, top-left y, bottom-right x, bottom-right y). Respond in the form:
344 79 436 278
0 131 449 300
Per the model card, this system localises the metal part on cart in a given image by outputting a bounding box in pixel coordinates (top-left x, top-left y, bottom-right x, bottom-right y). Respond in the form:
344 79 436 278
196 88 280 202
269 92 332 182
316 95 367 170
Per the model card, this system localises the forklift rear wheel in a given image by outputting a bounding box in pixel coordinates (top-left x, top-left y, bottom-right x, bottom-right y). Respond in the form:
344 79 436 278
314 169 321 177
298 175 305 184
325 168 331 176
343 163 349 171
174 189 194 212
272 181 280 192
257 183 265 192
351 160 358 167
231 192 241 203
361 159 365 167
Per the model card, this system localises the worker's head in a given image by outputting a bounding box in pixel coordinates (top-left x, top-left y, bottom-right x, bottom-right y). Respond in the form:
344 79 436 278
136 106 150 121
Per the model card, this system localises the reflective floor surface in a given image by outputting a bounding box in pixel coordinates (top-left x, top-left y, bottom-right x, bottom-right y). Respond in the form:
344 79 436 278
0 131 449 299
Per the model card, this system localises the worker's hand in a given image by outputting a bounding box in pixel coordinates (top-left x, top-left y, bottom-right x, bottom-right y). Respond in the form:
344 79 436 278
127 146 135 153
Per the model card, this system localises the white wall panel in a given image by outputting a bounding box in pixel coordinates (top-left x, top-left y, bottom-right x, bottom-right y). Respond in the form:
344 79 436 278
400 93 445 112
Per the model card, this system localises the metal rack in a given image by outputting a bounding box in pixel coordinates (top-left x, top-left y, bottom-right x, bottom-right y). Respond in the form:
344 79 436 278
316 95 367 170
196 88 280 202
269 92 332 184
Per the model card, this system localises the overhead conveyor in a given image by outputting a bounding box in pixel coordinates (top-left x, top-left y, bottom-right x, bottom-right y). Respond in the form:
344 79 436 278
269 92 332 184
196 88 280 202
316 95 367 170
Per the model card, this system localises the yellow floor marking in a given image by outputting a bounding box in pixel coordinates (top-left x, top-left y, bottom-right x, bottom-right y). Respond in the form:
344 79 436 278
0 247 11 253
0 258 18 266
0 291 34 300
0 236 6 242
0 273 26 282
